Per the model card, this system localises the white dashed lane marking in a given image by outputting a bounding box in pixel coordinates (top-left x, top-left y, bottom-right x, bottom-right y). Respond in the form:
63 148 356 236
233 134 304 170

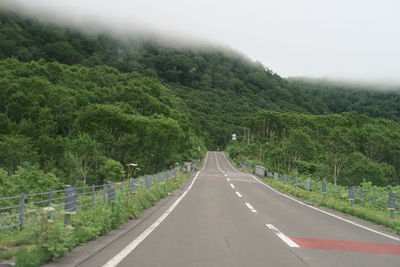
265 224 299 248
245 202 257 213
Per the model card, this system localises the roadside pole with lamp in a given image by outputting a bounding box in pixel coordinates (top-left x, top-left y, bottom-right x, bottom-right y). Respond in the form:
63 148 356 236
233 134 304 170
126 163 138 179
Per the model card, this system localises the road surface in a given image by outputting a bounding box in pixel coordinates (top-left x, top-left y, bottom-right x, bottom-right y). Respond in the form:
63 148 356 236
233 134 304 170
59 152 400 266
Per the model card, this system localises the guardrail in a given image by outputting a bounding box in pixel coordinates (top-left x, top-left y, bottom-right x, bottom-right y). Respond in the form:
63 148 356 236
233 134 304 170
239 162 398 218
0 162 200 231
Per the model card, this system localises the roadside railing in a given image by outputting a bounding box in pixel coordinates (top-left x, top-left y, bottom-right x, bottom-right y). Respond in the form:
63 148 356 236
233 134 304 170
242 163 398 218
0 162 200 231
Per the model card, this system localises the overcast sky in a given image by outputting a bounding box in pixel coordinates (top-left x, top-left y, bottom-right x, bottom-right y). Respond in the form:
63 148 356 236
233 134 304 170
2 0 400 83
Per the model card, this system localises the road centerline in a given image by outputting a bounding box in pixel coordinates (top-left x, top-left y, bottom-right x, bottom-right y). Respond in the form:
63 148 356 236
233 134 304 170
265 224 300 248
101 153 209 267
245 202 257 213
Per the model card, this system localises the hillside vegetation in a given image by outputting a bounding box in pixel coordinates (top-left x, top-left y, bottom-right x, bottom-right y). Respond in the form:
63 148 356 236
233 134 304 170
227 111 400 186
290 78 400 122
0 59 202 195
0 10 399 188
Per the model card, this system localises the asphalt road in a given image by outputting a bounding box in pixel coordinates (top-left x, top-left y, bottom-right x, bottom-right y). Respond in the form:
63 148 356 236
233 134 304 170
57 152 400 267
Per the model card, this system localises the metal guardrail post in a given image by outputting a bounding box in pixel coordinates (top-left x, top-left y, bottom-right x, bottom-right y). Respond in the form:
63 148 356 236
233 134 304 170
19 193 25 229
305 180 311 192
294 176 298 186
47 191 52 207
130 178 136 193
64 185 76 226
107 183 115 204
274 172 278 182
92 185 96 205
322 182 327 199
103 184 107 202
388 192 396 218
349 187 355 206
47 191 53 219
372 190 377 205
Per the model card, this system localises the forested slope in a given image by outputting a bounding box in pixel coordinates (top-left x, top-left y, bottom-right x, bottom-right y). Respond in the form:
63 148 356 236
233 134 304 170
0 11 328 147
289 78 400 122
0 10 399 189
2 11 399 148
227 111 400 186
0 59 203 195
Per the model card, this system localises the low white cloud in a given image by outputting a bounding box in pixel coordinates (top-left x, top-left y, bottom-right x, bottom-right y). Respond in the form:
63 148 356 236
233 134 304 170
1 0 399 83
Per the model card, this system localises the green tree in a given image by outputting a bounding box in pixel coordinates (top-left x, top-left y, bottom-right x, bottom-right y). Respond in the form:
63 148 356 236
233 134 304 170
63 133 102 186
98 158 125 183
3 163 62 196
0 135 38 175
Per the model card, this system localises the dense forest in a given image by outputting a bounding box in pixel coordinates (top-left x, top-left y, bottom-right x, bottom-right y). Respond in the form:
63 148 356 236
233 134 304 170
227 111 400 186
289 78 400 122
0 10 399 190
0 11 328 148
0 59 204 196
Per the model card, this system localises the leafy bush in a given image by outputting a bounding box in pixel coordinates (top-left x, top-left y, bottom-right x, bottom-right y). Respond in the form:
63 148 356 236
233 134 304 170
99 159 125 183
111 198 130 228
15 247 47 267
1 163 62 197
32 213 75 261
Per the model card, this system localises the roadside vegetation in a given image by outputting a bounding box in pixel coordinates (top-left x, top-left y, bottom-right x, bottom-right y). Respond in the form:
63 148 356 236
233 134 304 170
261 179 400 235
0 173 189 266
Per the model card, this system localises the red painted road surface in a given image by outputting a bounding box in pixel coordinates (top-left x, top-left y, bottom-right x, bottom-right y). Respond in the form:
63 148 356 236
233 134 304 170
290 237 400 255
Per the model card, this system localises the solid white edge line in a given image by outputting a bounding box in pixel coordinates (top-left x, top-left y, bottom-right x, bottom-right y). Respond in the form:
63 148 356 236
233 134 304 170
236 191 243 198
230 183 235 189
220 153 400 242
245 202 257 213
102 153 209 267
265 224 300 248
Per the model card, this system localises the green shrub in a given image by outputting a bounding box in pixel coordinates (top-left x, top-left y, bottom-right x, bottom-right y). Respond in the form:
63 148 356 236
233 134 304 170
73 225 99 244
15 247 46 267
35 216 75 261
1 249 14 260
111 198 129 228
99 159 125 183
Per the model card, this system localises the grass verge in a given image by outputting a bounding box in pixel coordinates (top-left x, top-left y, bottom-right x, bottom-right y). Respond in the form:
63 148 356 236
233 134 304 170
0 172 189 266
263 178 400 235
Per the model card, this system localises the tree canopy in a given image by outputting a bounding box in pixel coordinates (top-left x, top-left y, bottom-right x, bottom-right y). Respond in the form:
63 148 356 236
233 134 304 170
227 111 400 186
0 10 399 191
